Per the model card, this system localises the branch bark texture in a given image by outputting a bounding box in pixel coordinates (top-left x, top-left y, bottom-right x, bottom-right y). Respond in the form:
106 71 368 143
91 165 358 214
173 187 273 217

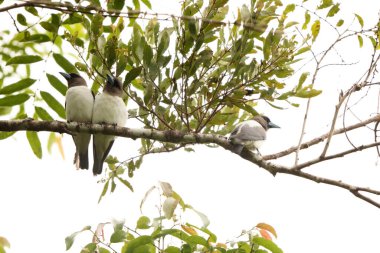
1 119 380 208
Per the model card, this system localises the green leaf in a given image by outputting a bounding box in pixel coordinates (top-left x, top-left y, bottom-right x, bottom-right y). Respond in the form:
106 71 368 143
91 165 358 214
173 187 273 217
143 43 153 66
295 46 311 56
164 246 180 253
98 179 109 203
283 4 295 15
117 177 134 191
0 106 12 116
297 72 309 91
355 14 364 28
21 34 50 43
327 3 340 17
40 21 58 33
26 131 42 159
295 86 322 98
80 243 97 253
336 19 344 27
40 91 66 118
263 30 274 60
186 235 209 247
53 53 78 73
17 13 27 26
252 237 283 253
357 35 363 48
311 20 320 42
0 131 15 140
6 55 43 65
124 236 153 253
25 6 38 16
110 229 127 243
46 73 68 96
158 30 170 56
0 94 30 106
317 0 333 9
65 232 79 251
35 106 54 120
124 66 143 86
141 0 152 9
302 12 310 30
0 78 35 94
136 216 150 229
91 14 104 37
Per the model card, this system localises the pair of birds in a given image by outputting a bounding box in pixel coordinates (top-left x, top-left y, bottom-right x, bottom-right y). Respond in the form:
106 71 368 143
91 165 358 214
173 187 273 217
61 72 127 175
62 71 278 173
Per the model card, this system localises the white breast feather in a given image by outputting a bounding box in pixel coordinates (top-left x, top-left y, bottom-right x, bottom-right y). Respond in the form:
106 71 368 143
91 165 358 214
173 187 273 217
92 93 128 126
66 86 94 122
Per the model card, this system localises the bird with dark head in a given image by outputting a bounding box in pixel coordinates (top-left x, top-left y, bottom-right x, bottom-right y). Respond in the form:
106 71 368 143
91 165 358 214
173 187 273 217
92 74 128 175
60 72 94 170
228 115 280 155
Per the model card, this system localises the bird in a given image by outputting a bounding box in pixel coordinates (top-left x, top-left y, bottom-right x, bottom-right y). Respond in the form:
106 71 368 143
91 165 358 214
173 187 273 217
60 72 94 170
228 115 280 155
92 74 127 175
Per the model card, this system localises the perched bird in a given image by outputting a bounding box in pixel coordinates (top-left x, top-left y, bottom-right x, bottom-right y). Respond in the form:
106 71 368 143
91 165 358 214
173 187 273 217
92 74 127 175
60 72 94 170
228 115 280 155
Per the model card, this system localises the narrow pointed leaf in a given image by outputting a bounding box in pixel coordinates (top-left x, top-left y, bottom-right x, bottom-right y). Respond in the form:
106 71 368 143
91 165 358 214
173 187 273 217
0 94 30 106
141 0 152 9
0 132 15 140
0 78 35 94
311 20 320 42
26 131 42 159
46 73 68 96
355 14 364 28
256 223 278 238
6 55 43 65
40 91 66 118
17 13 27 26
124 66 143 86
357 35 363 48
35 106 54 120
53 53 78 73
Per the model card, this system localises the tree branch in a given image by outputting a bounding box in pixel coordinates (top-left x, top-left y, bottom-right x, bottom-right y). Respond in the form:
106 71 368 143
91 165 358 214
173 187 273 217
1 119 380 208
263 114 380 160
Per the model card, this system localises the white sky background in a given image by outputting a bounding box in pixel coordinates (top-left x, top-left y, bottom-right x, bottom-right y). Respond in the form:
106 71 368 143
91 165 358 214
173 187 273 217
1 0 380 253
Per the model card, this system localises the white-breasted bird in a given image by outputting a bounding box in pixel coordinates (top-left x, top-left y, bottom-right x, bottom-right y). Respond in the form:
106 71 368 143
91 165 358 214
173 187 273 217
60 72 94 170
92 74 127 175
228 115 280 154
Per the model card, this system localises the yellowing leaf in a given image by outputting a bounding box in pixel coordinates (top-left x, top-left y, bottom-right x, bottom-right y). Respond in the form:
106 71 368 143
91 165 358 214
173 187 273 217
181 225 198 235
259 229 272 240
56 134 65 159
357 35 363 48
256 223 278 238
311 20 320 42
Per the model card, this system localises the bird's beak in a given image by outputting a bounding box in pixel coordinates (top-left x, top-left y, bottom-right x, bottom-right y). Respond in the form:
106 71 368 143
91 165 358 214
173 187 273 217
106 74 114 86
59 72 71 80
268 122 280 128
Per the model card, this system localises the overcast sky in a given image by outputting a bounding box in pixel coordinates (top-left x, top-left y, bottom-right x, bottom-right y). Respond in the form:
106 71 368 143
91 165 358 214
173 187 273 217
1 1 380 253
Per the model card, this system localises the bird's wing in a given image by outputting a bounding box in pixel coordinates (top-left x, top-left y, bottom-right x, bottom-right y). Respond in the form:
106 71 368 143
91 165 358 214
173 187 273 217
101 140 115 164
232 123 266 141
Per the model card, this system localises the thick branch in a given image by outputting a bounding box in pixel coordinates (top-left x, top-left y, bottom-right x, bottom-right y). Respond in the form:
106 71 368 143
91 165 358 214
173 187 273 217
1 119 380 208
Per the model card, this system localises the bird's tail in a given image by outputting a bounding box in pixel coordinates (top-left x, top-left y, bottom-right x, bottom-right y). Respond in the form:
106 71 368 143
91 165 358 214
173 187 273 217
92 155 103 175
79 151 89 170
231 144 244 155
